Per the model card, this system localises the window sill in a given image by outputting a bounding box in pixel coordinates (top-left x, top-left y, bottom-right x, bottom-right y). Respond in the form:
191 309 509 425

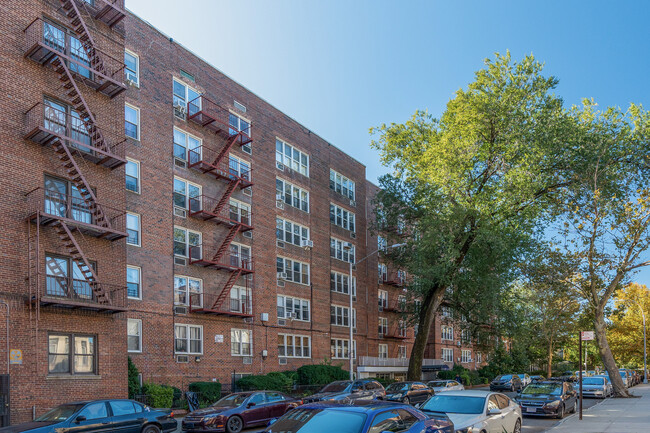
47 374 102 380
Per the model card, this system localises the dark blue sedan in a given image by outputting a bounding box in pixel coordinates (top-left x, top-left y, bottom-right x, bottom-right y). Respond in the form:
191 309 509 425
263 400 453 433
0 399 177 433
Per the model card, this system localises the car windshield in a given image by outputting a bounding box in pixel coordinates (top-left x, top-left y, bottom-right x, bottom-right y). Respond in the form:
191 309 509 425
429 381 448 387
620 372 627 377
497 375 512 380
35 404 84 422
386 383 409 392
421 395 485 414
522 384 562 395
320 382 351 393
213 394 250 407
267 408 367 433
518 374 526 379
582 378 604 385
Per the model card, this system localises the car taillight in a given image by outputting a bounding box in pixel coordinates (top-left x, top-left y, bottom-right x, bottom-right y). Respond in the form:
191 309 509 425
169 411 174 418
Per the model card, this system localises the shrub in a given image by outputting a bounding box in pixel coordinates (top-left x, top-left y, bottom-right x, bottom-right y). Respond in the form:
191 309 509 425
142 383 174 408
436 370 456 380
297 364 349 385
280 370 299 384
127 357 140 399
189 382 222 407
375 377 396 388
237 372 293 393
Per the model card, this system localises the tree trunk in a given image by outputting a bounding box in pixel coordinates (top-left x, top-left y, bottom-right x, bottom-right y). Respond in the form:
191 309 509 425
546 336 553 379
407 285 445 380
593 311 631 397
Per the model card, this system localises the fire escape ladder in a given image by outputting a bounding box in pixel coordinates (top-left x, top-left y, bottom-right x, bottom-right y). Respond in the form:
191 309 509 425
211 224 241 263
212 179 240 217
59 0 106 76
27 222 41 319
52 220 110 304
212 269 243 310
211 133 241 168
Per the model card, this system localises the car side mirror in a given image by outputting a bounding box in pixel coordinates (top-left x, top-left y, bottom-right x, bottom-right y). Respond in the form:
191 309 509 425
75 415 87 423
247 402 256 408
487 408 501 416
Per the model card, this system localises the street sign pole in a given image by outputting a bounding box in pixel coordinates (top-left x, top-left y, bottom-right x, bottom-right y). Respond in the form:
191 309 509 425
579 332 583 420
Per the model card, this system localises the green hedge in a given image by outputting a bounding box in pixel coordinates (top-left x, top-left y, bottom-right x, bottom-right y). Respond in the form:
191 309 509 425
142 383 174 408
297 365 349 385
237 372 293 393
189 382 222 407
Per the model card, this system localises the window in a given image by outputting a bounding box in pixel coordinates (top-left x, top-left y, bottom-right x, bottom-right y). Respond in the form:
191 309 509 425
77 402 108 420
230 199 252 226
276 256 310 285
278 334 311 358
48 333 96 375
229 113 252 153
42 98 93 154
42 21 92 79
442 348 453 363
331 305 356 328
126 212 140 246
378 317 388 337
231 329 252 356
125 159 140 193
277 295 310 321
229 154 251 181
173 177 201 211
329 169 355 200
378 290 388 308
461 329 471 343
173 128 202 163
124 49 139 86
229 243 251 269
230 286 251 313
174 275 202 307
441 325 454 341
329 204 356 232
399 320 407 337
126 265 141 299
173 78 200 118
127 319 142 352
276 178 309 212
276 217 309 246
44 176 95 224
398 295 406 310
378 263 387 282
45 254 95 299
125 103 139 140
173 227 201 258
378 236 387 252
331 338 356 359
330 238 355 263
462 349 472 363
276 139 309 176
442 306 452 318
330 271 356 296
110 401 137 416
476 353 482 363
378 344 388 359
398 346 407 359
174 324 202 355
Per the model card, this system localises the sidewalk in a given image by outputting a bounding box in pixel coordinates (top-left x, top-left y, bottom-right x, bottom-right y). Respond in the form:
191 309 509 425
547 384 650 433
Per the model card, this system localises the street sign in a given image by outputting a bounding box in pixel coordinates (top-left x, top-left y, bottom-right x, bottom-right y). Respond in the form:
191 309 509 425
9 349 22 365
581 331 595 341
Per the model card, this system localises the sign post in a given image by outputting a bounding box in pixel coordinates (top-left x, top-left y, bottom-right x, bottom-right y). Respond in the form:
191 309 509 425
579 331 595 420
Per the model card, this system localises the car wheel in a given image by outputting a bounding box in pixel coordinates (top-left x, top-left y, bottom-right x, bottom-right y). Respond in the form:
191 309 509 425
141 425 161 433
402 396 410 405
513 418 521 433
226 415 244 433
510 385 515 392
556 404 565 419
571 400 577 413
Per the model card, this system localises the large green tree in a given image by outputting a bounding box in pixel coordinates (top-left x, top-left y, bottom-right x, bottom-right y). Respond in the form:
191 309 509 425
371 53 577 380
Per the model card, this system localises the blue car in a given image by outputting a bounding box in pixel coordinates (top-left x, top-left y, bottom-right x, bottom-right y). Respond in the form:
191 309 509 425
263 400 453 433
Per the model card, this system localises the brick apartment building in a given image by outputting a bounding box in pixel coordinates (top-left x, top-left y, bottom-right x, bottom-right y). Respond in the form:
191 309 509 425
0 0 481 423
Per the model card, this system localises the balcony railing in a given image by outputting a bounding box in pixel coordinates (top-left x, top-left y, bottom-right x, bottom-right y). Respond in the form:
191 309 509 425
88 0 127 28
24 102 126 169
188 195 253 230
26 187 127 241
188 246 254 274
187 96 252 146
378 299 405 313
188 293 253 317
23 18 126 97
188 147 253 186
358 356 446 368
382 272 405 287
39 275 127 313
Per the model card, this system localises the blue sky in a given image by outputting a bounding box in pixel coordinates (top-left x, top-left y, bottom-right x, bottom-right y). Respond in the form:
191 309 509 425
127 0 650 284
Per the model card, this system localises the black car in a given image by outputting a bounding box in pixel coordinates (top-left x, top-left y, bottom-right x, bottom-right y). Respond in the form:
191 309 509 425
383 381 433 405
302 379 385 403
489 374 523 392
517 381 577 418
0 399 177 433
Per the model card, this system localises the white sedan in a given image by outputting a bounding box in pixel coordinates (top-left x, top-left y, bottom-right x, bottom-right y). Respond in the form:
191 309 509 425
419 390 522 433
517 374 531 387
427 379 465 393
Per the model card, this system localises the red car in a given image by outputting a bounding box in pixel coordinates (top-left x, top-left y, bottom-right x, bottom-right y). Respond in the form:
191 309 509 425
182 391 301 433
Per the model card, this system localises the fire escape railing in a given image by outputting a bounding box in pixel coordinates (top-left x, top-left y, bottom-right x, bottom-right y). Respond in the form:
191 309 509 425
187 96 253 146
188 195 253 229
189 292 253 317
44 275 127 308
188 247 254 274
188 148 253 187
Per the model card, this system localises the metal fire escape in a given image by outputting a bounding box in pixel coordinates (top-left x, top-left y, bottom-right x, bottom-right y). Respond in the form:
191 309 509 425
185 96 254 317
23 0 127 314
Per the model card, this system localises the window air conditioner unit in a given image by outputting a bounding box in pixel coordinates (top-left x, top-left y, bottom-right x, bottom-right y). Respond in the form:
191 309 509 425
244 317 253 324
279 357 287 365
278 319 287 326
174 207 187 218
276 201 284 210
176 355 189 363
378 306 383 312
276 240 285 249
350 200 356 207
276 162 285 171
174 305 188 315
277 272 288 280
174 157 187 168
174 257 187 266
350 232 356 239
301 239 314 249
243 187 252 197
277 280 285 287
243 231 252 239
276 193 284 201
285 312 294 320
243 357 252 365
174 103 186 113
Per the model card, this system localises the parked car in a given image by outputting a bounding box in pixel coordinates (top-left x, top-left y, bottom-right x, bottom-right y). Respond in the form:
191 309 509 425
530 375 545 382
517 381 577 418
618 370 631 388
490 374 523 392
419 390 522 433
427 379 465 393
302 379 385 403
580 376 612 398
0 399 177 433
384 381 433 405
517 374 532 387
263 400 454 433
182 391 300 433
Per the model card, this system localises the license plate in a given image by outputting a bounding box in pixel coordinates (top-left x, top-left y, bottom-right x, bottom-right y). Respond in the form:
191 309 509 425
526 407 536 413
185 423 194 428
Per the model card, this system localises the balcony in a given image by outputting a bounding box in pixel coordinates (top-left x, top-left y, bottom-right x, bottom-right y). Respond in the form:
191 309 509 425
379 327 408 340
188 293 253 318
24 102 126 169
188 196 253 231
188 247 254 274
378 300 405 313
188 148 253 187
26 187 127 241
23 18 126 98
32 275 127 313
358 356 449 369
187 96 252 146
382 271 405 287
89 0 127 28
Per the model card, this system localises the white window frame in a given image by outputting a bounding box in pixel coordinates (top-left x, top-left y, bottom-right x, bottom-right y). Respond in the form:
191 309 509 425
275 138 309 176
329 203 356 232
173 78 200 118
127 318 142 353
330 271 356 296
442 348 453 363
331 304 356 328
329 169 355 200
174 275 203 307
173 127 202 162
173 176 202 211
124 49 139 87
125 158 140 194
230 285 251 313
173 226 202 258
231 328 252 357
378 344 388 359
378 290 388 308
441 325 454 341
278 334 311 358
276 256 310 285
126 212 141 247
462 349 472 363
330 237 355 263
229 154 251 179
378 263 387 282
229 111 252 153
476 352 483 363
229 198 251 225
125 103 140 140
277 295 311 322
399 320 407 337
174 324 203 355
126 265 141 300
276 217 310 246
378 317 388 337
442 306 452 318
378 236 387 252
398 345 407 359
276 178 309 212
331 338 356 359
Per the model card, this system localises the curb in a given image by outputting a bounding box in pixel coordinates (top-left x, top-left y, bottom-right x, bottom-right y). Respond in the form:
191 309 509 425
554 398 607 426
